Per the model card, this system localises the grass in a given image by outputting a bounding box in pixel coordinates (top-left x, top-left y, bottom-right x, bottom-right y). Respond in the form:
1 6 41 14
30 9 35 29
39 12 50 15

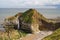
0 29 28 40
42 28 60 40
18 30 28 37
22 10 33 23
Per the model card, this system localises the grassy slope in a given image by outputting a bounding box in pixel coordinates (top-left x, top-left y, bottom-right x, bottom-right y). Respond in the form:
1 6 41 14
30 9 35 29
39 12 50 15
22 9 48 23
42 28 60 40
22 9 34 23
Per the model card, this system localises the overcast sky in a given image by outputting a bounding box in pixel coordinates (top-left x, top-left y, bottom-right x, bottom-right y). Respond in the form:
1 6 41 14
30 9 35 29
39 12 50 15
0 0 60 8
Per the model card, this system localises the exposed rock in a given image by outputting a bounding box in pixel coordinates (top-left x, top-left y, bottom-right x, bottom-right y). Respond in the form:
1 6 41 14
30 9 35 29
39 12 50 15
18 9 52 33
4 9 60 34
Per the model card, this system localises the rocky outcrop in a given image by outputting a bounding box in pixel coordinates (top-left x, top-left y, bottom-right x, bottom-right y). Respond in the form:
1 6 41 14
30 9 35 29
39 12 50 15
17 9 52 33
4 9 60 34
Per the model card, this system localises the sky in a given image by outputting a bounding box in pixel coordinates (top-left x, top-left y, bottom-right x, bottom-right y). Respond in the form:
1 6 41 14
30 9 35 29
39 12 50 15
0 0 60 21
0 0 60 8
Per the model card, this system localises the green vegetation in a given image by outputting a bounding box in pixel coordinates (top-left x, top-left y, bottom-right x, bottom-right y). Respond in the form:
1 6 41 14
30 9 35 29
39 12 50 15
18 30 28 37
3 20 28 40
42 28 60 40
22 9 34 23
3 25 28 40
3 25 19 40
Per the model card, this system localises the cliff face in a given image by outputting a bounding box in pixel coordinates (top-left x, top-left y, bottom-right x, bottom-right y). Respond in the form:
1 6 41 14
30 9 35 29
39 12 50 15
4 9 60 33
20 9 58 33
16 9 52 33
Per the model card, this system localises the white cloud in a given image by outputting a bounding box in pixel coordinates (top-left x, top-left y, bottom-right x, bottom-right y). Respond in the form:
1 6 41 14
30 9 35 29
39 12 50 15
0 0 60 8
17 0 60 5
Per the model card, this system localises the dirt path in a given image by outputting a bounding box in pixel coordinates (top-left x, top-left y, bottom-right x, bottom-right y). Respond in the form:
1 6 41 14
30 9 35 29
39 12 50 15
19 31 53 40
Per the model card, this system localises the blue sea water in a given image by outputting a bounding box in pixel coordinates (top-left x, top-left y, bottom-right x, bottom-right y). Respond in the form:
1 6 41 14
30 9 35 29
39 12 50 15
0 8 60 30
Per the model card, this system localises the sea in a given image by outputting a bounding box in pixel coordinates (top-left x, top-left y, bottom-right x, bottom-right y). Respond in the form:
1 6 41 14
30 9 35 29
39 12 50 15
0 8 60 31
